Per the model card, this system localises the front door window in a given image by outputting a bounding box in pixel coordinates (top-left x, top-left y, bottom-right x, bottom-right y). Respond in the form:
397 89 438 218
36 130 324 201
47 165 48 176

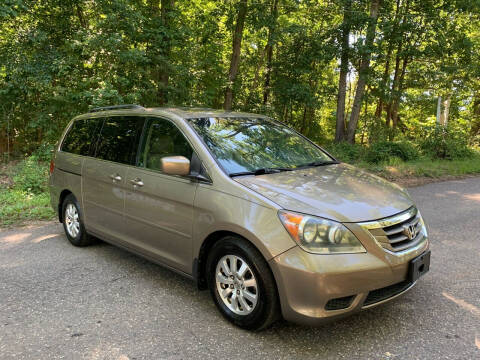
139 118 193 172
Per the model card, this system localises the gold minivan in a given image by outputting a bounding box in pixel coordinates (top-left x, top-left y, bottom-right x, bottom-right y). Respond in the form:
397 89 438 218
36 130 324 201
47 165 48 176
49 105 430 330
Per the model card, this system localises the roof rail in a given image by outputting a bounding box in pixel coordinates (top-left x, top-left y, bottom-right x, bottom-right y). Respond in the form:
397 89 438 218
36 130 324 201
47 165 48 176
88 104 145 113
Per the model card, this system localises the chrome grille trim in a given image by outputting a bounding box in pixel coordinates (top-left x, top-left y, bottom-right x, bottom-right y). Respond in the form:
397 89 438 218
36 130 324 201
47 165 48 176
359 207 417 230
359 207 427 253
384 216 420 236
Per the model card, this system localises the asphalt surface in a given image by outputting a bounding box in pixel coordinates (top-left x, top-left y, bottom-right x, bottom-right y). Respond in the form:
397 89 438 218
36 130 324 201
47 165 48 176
1 178 480 360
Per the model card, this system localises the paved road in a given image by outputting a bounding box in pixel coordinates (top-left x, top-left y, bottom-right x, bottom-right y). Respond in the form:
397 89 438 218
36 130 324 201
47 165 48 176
1 178 480 360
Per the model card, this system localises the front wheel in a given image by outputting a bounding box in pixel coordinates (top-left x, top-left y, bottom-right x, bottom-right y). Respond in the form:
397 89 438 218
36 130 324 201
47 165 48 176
61 194 94 247
206 236 280 330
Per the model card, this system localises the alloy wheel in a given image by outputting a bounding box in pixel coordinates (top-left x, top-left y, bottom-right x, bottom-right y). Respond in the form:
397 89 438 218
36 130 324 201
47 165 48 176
65 203 80 238
215 255 258 315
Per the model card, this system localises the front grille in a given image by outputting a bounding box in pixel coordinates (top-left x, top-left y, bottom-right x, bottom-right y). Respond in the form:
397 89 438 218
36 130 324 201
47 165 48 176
360 207 426 252
363 280 412 306
325 295 355 310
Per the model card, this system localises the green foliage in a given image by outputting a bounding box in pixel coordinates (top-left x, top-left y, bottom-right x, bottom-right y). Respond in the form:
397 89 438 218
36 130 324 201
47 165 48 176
0 0 25 19
325 142 365 163
0 0 479 154
365 141 420 164
0 157 54 227
12 156 50 195
30 143 54 162
0 190 53 227
420 126 475 160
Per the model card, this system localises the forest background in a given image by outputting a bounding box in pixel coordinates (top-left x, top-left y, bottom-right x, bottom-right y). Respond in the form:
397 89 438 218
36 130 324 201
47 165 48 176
1 0 480 225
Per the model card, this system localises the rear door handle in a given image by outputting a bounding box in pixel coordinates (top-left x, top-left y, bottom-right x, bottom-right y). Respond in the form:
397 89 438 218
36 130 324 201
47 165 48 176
109 173 122 182
130 178 144 187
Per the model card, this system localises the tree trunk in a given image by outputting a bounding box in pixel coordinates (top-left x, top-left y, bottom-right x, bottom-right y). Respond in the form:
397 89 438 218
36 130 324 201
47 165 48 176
148 0 174 105
439 94 451 126
224 0 248 110
346 0 381 143
262 38 274 105
390 56 409 131
0 105 13 161
159 0 174 105
375 49 390 123
262 0 278 105
75 3 87 29
246 0 278 107
471 94 480 137
377 0 400 125
334 0 352 143
386 0 409 131
436 96 442 124
474 94 480 116
386 46 402 130
360 89 370 145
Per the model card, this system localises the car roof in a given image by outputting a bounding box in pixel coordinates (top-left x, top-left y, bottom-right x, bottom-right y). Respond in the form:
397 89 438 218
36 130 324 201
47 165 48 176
75 106 267 121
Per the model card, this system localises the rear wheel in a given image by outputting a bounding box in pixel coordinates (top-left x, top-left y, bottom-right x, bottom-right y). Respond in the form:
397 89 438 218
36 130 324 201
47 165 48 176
61 194 94 247
206 236 280 330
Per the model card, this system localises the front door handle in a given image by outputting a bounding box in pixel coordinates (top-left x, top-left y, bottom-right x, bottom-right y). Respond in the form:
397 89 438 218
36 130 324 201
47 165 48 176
109 173 122 182
130 178 144 187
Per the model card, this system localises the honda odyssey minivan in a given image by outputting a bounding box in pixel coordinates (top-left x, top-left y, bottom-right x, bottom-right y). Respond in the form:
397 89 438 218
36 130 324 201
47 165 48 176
49 105 430 330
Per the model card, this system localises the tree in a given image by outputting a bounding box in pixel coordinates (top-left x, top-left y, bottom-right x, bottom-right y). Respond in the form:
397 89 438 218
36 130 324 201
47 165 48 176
1 0 479 154
334 0 352 142
346 0 381 143
262 0 279 105
147 0 175 105
224 0 248 110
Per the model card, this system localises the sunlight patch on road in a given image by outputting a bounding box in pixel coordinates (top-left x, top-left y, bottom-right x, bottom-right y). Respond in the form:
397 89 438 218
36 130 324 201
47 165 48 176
476 335 480 350
463 193 480 202
32 233 60 243
87 345 130 360
442 292 480 317
0 232 31 244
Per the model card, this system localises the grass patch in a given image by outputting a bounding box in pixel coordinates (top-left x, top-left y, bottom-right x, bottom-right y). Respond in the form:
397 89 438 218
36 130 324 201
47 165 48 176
0 158 55 228
327 141 480 184
357 155 480 182
0 190 54 227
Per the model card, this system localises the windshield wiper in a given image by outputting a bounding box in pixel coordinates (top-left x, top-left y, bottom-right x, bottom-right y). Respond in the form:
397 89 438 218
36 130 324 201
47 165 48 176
297 160 339 168
229 167 293 177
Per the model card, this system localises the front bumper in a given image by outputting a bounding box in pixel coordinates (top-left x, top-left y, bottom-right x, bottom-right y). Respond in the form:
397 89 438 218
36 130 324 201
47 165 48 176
268 233 429 326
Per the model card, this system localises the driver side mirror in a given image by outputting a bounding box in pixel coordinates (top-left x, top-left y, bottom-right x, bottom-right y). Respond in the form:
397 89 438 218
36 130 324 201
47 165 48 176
161 156 190 176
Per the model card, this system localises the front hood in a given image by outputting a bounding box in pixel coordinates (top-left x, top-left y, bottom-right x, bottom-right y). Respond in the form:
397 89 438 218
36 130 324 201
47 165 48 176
234 163 413 223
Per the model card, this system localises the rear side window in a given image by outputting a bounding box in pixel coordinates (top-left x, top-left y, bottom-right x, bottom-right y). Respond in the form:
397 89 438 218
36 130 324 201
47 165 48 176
138 117 193 171
95 116 144 165
61 118 102 156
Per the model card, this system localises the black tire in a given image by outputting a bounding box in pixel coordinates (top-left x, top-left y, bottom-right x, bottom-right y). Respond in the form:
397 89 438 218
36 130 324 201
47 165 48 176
206 236 280 331
61 194 94 247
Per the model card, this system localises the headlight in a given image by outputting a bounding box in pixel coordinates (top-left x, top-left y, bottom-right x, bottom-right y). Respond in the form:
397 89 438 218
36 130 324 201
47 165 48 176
278 210 366 254
418 210 428 238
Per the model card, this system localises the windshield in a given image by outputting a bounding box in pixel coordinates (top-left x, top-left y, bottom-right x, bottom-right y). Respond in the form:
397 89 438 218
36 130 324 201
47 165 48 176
188 117 334 175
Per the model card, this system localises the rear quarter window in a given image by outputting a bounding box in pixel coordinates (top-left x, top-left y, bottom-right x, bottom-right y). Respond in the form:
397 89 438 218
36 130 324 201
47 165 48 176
61 118 103 156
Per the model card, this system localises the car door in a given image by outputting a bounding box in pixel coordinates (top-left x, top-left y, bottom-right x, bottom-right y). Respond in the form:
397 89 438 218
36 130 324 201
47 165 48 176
82 116 144 242
123 117 198 274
